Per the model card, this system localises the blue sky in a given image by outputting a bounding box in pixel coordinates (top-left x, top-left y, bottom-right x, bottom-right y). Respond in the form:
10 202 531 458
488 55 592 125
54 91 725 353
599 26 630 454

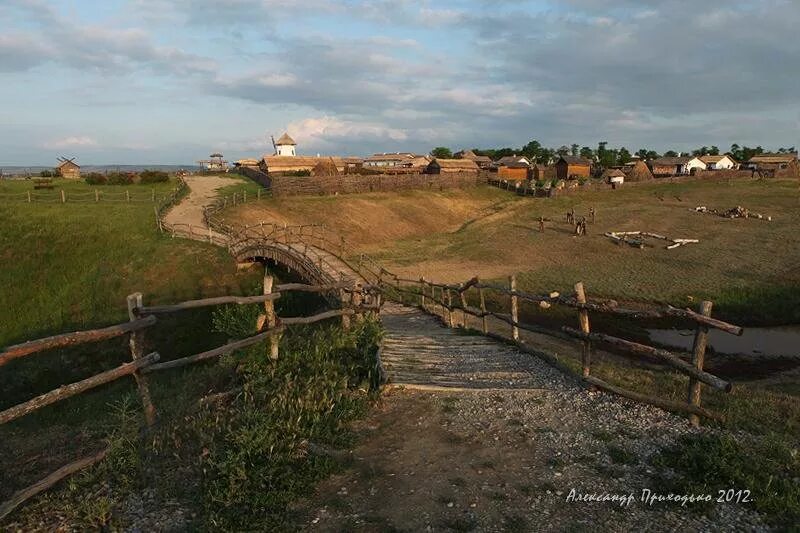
1 0 798 165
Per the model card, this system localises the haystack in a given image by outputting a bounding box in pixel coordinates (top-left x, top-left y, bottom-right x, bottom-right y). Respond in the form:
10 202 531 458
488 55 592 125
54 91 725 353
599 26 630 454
312 158 340 177
624 160 654 182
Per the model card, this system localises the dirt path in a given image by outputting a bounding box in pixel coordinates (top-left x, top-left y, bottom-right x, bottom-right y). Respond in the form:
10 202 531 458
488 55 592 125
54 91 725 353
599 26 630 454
164 175 234 229
292 305 768 531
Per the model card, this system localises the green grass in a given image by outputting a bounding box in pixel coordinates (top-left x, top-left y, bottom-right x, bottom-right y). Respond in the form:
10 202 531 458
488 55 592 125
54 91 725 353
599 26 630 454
1 319 383 531
0 178 254 346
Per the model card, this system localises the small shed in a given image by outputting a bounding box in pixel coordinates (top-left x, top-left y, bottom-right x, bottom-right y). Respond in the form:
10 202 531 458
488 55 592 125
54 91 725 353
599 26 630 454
601 168 625 184
555 156 592 181
56 157 80 179
532 164 556 182
426 158 479 175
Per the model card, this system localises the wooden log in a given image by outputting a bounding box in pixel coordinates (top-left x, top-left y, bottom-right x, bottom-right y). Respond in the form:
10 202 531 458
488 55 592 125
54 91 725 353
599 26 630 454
562 327 731 391
127 294 157 427
0 315 157 366
667 306 743 336
584 375 724 422
139 293 281 314
510 275 519 341
0 352 160 425
0 447 110 521
60 189 65 203
688 301 713 427
420 278 426 309
575 282 591 379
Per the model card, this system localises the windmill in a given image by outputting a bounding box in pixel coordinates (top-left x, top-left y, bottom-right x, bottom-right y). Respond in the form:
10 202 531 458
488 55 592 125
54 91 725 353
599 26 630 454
55 156 80 178
271 135 277 155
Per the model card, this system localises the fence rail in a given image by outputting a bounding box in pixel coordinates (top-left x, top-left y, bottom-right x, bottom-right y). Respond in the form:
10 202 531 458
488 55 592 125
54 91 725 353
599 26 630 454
380 274 740 426
0 273 379 520
0 189 166 204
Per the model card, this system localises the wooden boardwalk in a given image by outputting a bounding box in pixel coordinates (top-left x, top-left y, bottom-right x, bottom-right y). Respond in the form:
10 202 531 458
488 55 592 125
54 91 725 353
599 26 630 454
380 303 569 391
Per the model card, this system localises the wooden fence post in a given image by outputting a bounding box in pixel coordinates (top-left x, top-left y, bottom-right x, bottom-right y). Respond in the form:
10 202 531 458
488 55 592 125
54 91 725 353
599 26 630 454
95 189 99 202
151 189 155 202
61 190 66 203
574 282 592 380
510 275 519 340
233 193 237 206
126 190 130 202
478 278 488 335
243 190 247 203
688 301 713 427
257 188 261 200
339 275 351 331
420 278 426 309
459 283 468 329
27 191 31 203
126 293 157 426
352 282 363 322
446 288 453 328
262 272 279 360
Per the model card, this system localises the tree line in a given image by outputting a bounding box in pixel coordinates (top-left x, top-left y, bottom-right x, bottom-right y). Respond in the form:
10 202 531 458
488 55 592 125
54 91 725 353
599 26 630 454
430 142 797 167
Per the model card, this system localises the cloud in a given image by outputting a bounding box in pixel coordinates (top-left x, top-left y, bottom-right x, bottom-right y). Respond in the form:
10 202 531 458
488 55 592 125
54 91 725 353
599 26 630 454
44 136 99 149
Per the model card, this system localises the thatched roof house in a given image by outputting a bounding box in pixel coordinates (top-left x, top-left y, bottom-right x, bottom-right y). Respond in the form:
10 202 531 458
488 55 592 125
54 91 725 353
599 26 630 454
649 156 706 176
555 155 592 181
601 168 625 183
699 154 738 170
426 158 479 174
745 153 798 169
261 155 359 175
495 155 531 167
455 149 493 169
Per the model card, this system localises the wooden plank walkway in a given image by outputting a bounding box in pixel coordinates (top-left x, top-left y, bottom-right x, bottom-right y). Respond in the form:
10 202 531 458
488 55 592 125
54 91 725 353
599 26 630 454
380 303 570 391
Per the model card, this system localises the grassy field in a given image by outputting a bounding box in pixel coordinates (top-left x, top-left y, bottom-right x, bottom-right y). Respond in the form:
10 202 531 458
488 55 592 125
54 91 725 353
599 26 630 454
223 178 800 324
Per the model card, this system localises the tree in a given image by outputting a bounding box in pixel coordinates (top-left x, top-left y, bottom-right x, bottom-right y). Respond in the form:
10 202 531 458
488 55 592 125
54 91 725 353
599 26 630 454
521 140 543 162
430 147 453 159
556 145 570 156
636 148 659 160
570 144 579 156
709 145 720 156
618 147 632 165
664 150 679 157
580 146 594 160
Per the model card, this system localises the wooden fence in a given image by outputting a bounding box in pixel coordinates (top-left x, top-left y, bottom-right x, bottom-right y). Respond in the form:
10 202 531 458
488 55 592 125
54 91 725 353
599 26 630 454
377 274 741 425
0 275 379 520
0 189 167 204
268 172 487 197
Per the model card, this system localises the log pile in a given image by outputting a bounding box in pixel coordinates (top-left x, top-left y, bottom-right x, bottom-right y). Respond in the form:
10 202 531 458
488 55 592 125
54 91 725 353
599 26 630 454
694 205 771 221
605 231 699 250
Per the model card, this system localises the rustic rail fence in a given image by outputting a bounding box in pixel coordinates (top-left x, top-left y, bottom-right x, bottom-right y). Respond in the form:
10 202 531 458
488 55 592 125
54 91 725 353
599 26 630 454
376 274 741 426
0 189 168 204
0 274 379 520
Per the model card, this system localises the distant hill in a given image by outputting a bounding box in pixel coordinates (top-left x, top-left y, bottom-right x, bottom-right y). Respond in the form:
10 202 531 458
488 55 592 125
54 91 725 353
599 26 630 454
0 164 202 177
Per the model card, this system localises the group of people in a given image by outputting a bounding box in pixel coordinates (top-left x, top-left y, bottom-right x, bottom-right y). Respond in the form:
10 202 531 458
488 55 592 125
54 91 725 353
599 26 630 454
536 206 595 235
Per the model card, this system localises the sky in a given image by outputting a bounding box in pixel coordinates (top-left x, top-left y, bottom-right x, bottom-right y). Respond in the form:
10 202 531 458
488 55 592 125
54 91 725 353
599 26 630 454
1 0 798 165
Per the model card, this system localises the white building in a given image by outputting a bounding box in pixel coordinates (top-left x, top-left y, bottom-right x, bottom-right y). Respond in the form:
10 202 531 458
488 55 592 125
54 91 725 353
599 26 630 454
685 156 707 173
699 154 738 170
274 132 296 157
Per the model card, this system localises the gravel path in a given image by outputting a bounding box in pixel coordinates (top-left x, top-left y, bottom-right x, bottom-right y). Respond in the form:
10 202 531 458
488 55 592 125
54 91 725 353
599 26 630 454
292 304 769 531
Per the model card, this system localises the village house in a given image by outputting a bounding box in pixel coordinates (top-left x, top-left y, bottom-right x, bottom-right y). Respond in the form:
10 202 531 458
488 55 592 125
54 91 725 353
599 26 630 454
55 157 80 179
260 156 360 175
455 149 493 169
497 162 530 181
700 154 738 170
495 155 531 167
745 153 798 172
601 168 625 185
648 156 706 177
532 164 556 182
363 153 420 169
555 155 592 181
425 158 479 175
198 153 228 171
